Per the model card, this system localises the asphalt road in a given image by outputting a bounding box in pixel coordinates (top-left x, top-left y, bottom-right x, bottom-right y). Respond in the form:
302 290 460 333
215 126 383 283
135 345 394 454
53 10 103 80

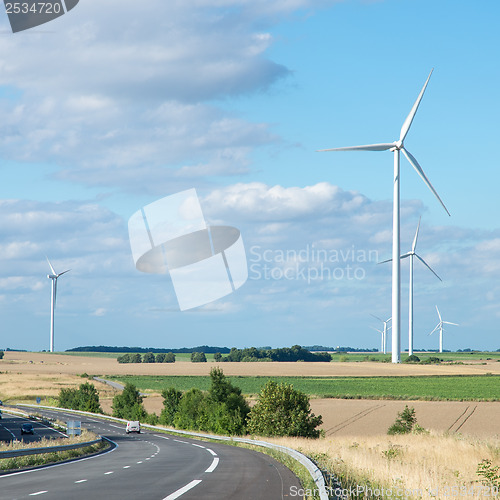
0 411 67 444
0 408 303 499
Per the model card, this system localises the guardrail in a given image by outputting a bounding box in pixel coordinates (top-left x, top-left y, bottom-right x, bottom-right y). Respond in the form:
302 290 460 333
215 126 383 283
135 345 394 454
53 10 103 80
0 438 104 459
15 403 330 499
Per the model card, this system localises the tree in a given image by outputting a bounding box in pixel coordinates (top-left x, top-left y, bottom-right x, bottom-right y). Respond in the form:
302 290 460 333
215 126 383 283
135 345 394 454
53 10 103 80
214 352 222 362
142 352 155 363
117 353 131 363
247 380 322 438
130 353 142 363
155 353 166 363
112 383 147 420
164 352 176 363
160 387 182 426
58 383 102 413
387 405 418 435
191 352 207 363
0 351 4 359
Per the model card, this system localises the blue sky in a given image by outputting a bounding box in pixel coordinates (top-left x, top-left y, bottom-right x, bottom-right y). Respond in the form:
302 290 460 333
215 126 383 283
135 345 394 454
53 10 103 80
0 0 499 352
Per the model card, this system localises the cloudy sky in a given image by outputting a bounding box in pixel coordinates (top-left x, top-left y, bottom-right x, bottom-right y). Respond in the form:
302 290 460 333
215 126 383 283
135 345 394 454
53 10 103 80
0 0 499 352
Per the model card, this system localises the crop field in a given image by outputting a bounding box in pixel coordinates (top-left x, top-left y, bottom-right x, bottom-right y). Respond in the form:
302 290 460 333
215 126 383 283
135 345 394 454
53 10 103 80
108 374 500 401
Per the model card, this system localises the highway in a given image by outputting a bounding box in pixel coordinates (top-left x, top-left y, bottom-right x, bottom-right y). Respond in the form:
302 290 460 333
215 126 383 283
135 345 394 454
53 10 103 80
0 407 303 499
0 411 67 444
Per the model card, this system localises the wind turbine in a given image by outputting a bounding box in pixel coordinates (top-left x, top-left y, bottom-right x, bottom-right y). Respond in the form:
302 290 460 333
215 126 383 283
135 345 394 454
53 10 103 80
371 314 391 354
318 70 450 363
429 305 458 353
47 258 70 353
380 217 442 356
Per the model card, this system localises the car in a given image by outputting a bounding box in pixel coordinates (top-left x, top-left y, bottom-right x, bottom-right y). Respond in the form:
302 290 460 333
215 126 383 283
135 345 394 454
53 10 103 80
126 421 140 434
0 400 3 405
21 423 34 435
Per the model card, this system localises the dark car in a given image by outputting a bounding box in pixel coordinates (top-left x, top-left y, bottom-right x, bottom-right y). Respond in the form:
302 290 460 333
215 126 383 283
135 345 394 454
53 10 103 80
21 423 34 435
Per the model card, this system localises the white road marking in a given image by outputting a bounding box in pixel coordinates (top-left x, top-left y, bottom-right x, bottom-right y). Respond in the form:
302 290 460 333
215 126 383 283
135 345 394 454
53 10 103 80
207 448 217 456
137 461 143 464
29 492 48 496
163 479 203 500
154 434 169 439
109 424 124 429
104 471 114 475
123 466 130 469
173 439 187 444
146 458 151 460
191 443 205 449
205 457 219 473
75 479 87 484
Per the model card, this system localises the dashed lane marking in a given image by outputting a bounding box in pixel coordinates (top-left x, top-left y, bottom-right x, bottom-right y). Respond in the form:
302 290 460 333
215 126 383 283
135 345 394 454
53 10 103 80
205 457 219 473
163 479 202 500
75 480 87 484
29 492 48 496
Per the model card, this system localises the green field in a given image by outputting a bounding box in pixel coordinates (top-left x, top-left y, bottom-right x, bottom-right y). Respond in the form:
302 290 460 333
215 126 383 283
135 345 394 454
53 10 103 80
108 374 500 401
329 352 500 363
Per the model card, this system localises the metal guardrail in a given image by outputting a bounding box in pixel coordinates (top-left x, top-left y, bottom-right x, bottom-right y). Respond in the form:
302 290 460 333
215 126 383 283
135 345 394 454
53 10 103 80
0 438 103 459
15 404 330 499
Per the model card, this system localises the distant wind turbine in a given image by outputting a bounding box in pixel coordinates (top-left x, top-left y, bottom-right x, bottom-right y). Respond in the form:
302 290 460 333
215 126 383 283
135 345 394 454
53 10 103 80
429 306 458 353
47 258 70 353
380 217 442 356
370 314 391 354
318 70 450 363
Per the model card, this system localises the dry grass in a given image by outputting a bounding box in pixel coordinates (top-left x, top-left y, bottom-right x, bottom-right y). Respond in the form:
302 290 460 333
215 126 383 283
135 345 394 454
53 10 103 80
2 351 500 377
263 432 500 498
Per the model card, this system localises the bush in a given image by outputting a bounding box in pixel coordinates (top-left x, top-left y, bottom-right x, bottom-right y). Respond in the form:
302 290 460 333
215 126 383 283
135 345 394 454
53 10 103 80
247 380 322 438
404 354 421 363
112 383 147 420
214 352 222 362
58 382 102 413
387 405 418 435
191 352 207 363
155 353 166 363
0 351 4 359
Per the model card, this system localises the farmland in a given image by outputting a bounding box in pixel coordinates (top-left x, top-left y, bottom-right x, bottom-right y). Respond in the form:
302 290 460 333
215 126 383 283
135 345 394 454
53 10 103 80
108 374 500 401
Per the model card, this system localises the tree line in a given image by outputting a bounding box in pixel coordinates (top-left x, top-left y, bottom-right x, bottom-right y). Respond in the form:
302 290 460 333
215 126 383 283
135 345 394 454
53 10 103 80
117 352 176 363
57 369 322 439
215 345 332 362
67 345 230 354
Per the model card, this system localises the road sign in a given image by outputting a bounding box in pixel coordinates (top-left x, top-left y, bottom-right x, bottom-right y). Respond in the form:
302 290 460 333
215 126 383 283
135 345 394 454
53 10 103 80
36 397 41 404
67 420 81 436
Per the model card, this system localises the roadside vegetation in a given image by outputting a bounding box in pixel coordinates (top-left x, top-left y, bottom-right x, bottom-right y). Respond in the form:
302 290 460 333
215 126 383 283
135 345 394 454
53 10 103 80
107 374 500 401
58 382 103 413
263 430 500 498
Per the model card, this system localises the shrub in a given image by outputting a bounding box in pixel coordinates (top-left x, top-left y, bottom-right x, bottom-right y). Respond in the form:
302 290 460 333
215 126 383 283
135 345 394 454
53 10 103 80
214 352 222 362
387 405 418 435
58 382 102 413
112 383 147 420
155 353 166 363
0 351 4 359
191 352 207 363
404 354 421 363
247 380 322 438
476 459 500 488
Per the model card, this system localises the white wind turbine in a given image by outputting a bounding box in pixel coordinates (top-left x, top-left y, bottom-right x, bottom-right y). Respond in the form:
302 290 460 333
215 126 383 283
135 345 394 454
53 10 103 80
371 314 391 354
318 70 450 363
429 305 458 353
380 217 442 356
47 258 70 353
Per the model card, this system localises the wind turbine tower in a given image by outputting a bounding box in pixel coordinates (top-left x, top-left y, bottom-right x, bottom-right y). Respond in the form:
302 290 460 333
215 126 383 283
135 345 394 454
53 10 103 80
319 70 450 363
47 258 70 353
430 306 458 353
380 217 442 356
371 314 391 354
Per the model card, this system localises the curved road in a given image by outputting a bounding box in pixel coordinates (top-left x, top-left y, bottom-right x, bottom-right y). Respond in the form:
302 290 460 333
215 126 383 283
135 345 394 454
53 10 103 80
0 408 302 499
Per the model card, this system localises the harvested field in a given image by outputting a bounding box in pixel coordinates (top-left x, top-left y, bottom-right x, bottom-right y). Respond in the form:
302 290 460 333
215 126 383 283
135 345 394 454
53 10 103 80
2 351 499 377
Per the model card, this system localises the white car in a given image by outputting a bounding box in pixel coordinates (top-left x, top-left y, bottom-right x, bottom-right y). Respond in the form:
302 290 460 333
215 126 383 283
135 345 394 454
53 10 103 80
126 421 141 434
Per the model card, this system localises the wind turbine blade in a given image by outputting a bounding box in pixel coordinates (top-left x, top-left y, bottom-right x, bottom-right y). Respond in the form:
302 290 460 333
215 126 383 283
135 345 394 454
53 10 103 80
412 217 421 252
401 147 451 216
46 257 56 276
57 269 71 278
443 321 459 326
378 257 393 264
400 253 412 259
386 317 392 323
436 305 442 322
414 254 442 281
317 143 395 152
370 314 384 323
429 324 440 336
370 326 383 334
399 69 433 143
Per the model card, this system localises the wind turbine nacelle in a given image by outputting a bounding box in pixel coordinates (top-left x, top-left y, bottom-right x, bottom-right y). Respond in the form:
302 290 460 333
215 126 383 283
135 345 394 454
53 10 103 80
48 274 57 279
